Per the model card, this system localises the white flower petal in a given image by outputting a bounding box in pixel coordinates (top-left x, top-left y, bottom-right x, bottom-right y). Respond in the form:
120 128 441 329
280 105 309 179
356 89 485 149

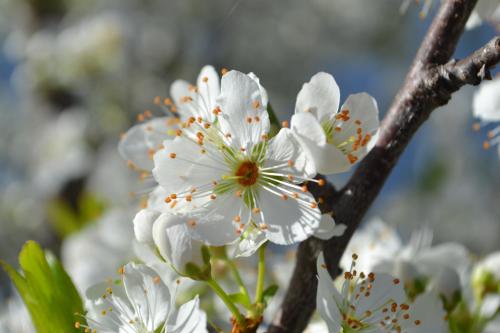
248 72 269 107
416 242 470 279
217 70 270 149
402 293 447 333
314 214 346 240
291 112 327 146
259 188 321 245
85 282 131 332
153 136 227 196
152 213 204 272
133 209 160 245
231 227 267 258
118 117 175 171
473 77 500 122
333 92 379 156
480 294 500 318
168 296 208 333
187 194 246 246
196 65 220 115
122 263 172 331
295 72 340 123
316 253 342 333
353 272 406 317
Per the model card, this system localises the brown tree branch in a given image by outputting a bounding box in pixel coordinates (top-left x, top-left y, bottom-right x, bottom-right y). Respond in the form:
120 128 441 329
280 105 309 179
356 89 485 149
268 0 500 332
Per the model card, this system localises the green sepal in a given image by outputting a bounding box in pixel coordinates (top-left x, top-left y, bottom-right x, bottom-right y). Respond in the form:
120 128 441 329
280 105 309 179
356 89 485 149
262 284 279 306
184 262 211 281
201 245 211 265
228 292 252 309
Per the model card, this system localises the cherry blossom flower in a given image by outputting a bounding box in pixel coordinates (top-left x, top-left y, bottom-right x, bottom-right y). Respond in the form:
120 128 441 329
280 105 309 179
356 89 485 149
290 72 379 175
77 262 207 333
316 252 448 333
340 218 470 294
152 70 322 246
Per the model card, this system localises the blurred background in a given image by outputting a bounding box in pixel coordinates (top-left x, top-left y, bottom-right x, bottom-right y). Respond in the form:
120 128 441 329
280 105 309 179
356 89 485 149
0 0 498 319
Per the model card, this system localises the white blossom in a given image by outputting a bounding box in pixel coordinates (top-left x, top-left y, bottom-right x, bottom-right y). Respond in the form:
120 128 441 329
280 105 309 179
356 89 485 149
290 72 379 175
152 70 322 247
78 262 207 333
316 252 447 333
340 218 470 291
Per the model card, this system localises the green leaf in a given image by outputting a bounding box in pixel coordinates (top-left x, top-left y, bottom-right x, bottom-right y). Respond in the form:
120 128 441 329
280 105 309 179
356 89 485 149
1 241 85 333
228 292 252 309
262 284 279 305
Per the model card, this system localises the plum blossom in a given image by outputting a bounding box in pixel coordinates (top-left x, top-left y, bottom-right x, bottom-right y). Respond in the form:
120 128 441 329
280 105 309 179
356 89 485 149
290 72 379 175
340 218 470 295
316 252 448 333
152 70 322 247
77 262 207 333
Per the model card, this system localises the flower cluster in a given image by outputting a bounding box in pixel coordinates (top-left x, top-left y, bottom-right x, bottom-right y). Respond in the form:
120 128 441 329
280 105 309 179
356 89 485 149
311 217 500 333
120 66 378 271
76 263 207 333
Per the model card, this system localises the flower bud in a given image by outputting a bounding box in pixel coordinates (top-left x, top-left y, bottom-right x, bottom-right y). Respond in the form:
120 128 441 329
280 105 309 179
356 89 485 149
152 213 207 279
429 266 461 306
133 209 160 245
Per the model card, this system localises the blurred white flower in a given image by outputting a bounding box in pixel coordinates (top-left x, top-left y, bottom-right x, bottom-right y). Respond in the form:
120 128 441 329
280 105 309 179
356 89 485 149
466 0 500 29
484 316 500 333
29 110 91 195
475 251 500 280
473 76 500 157
317 252 447 333
0 291 34 333
79 262 207 333
87 143 137 206
291 72 379 175
14 12 126 93
62 209 134 292
401 0 500 29
340 218 470 294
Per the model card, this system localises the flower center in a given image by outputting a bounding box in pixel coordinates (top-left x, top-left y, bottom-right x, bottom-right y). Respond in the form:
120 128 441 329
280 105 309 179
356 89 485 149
235 161 259 186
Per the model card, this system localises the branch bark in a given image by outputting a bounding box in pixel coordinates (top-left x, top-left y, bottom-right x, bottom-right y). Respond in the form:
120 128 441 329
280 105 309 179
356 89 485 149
268 1 500 332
